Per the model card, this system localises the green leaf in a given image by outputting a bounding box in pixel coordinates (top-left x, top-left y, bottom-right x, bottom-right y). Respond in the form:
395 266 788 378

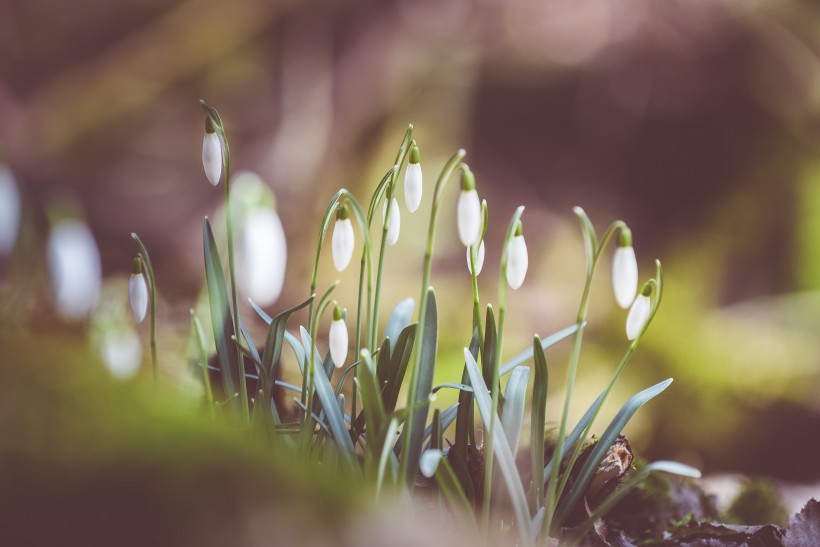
482 305 498 392
393 403 459 456
203 218 239 408
376 417 399 496
404 287 438 482
499 323 580 377
501 365 530 457
573 206 598 276
381 323 417 414
542 390 606 484
453 328 480 499
384 298 415 352
356 348 387 455
554 378 674 528
529 336 548 511
261 295 314 388
464 348 533 544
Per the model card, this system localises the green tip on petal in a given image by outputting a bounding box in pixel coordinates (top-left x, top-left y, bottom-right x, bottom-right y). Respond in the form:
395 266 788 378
619 226 632 247
514 221 524 237
205 117 216 134
336 203 350 220
333 303 343 321
132 256 143 274
409 143 420 164
460 166 476 191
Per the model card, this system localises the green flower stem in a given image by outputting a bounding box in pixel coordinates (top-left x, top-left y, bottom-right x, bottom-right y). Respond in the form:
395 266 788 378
191 310 216 418
130 232 158 384
200 100 249 426
481 206 525 528
399 149 466 486
543 213 626 535
469 200 489 344
551 262 663 518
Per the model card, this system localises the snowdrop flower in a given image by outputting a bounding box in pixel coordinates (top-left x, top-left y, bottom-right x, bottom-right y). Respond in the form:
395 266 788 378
331 204 355 272
129 257 149 324
239 206 287 307
202 118 222 186
404 142 422 213
383 197 401 245
456 167 481 247
612 227 638 309
467 239 485 276
329 303 348 368
47 218 101 320
420 448 443 478
100 326 142 380
626 283 652 340
506 222 528 290
0 166 21 256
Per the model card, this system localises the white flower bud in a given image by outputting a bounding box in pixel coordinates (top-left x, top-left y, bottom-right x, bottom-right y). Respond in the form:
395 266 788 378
626 291 651 340
467 239 485 276
506 231 528 290
202 131 222 186
47 219 101 320
457 189 481 247
129 272 149 324
383 197 401 245
329 305 348 369
239 207 287 307
420 448 443 478
404 163 423 213
331 215 355 272
0 166 21 256
101 326 142 380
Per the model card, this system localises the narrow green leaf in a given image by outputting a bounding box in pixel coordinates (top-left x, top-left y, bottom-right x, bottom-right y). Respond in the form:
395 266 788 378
501 365 530 457
381 323 417 414
393 402 459 455
464 348 533 545
482 306 498 392
499 323 580 377
453 328 480 494
555 378 674 528
356 349 387 453
384 297 415 351
529 336 548 512
376 417 399 496
404 287 438 482
203 218 239 407
542 390 606 483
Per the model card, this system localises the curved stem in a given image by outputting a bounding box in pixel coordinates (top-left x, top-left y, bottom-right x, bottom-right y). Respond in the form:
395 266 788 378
130 232 158 384
399 148 466 486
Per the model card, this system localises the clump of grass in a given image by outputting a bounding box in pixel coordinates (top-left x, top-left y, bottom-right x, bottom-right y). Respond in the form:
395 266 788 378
726 478 789 527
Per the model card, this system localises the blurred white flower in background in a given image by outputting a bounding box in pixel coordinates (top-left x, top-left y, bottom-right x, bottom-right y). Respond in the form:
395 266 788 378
47 218 101 319
0 166 21 256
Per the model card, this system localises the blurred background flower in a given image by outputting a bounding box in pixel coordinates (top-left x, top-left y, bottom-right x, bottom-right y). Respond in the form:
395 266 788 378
0 0 819 511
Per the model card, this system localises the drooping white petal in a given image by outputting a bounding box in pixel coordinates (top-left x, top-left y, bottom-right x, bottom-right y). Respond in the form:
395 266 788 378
100 327 142 380
239 208 287 307
457 189 481 247
404 162 423 213
506 234 528 290
47 219 101 320
129 273 149 323
626 294 651 340
331 217 355 272
382 197 401 245
612 246 638 309
467 239 485 276
419 448 444 478
0 167 21 256
329 318 348 368
202 132 222 186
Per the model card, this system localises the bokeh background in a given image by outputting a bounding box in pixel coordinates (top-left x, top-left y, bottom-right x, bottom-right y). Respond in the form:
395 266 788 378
2 0 819 514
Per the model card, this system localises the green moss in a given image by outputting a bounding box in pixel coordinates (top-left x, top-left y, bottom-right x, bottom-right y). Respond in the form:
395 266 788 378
725 478 789 527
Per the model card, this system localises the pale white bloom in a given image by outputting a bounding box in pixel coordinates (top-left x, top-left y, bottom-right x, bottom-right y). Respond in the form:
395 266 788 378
329 306 348 369
466 240 485 276
420 448 443 478
47 219 101 319
129 272 149 323
0 167 21 256
506 233 528 290
382 197 401 245
626 292 651 340
331 215 355 272
202 131 222 186
404 163 423 213
612 245 638 309
457 188 481 247
100 326 142 380
239 207 287 307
